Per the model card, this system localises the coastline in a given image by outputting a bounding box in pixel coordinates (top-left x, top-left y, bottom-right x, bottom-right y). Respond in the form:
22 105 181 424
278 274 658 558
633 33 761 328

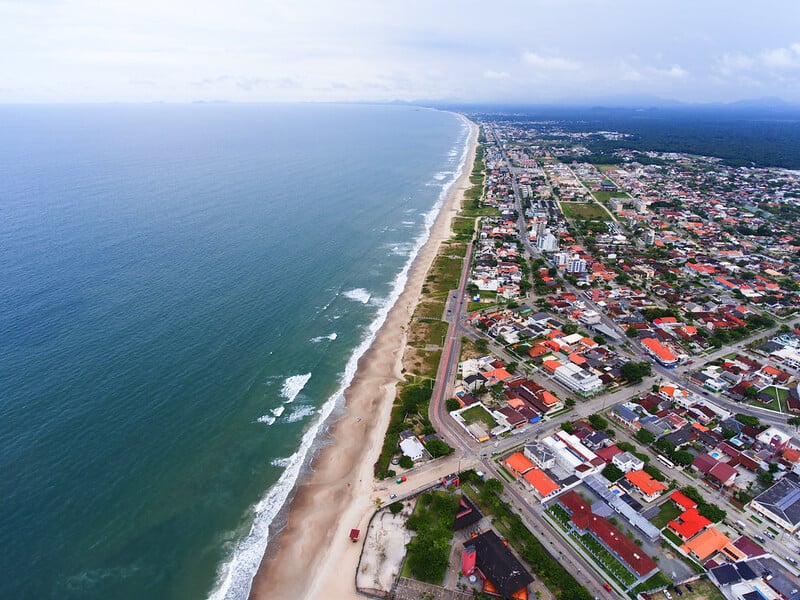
247 116 479 600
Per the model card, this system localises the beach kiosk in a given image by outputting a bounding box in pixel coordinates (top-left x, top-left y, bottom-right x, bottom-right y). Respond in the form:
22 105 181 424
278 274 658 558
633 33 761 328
349 528 360 543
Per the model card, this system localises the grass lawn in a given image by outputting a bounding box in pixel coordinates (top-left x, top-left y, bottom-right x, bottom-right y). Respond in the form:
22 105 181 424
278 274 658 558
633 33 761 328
650 501 682 529
459 405 497 429
678 578 726 600
560 201 612 221
592 190 630 204
596 164 618 173
747 395 781 413
764 385 789 402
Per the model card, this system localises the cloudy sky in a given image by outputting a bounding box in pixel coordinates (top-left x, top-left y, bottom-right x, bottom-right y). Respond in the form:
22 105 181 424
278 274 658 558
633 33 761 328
2 0 800 104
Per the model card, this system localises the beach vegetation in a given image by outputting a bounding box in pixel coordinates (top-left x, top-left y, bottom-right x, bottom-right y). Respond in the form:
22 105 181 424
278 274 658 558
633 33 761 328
404 491 460 584
389 501 403 515
425 439 453 458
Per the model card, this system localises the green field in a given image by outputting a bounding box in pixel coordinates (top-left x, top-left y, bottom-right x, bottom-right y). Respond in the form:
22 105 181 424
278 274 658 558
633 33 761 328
460 405 497 428
560 201 612 221
592 190 631 204
747 385 788 413
650 501 682 529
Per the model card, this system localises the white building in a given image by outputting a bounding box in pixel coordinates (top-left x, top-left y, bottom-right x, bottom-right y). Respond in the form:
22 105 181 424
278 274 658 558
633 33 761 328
612 451 645 473
400 437 426 461
537 231 558 251
553 362 603 396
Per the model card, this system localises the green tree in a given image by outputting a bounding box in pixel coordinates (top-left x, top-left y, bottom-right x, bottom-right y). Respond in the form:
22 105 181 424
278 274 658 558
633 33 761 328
425 439 453 458
621 361 652 384
626 325 639 338
562 323 578 335
484 478 504 495
588 414 608 430
399 455 414 469
635 429 655 444
735 413 761 427
389 501 403 514
602 463 624 482
758 470 775 486
445 398 460 412
698 503 726 523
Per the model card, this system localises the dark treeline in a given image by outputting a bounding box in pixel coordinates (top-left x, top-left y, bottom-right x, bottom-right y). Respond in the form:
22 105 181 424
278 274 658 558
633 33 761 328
440 103 800 169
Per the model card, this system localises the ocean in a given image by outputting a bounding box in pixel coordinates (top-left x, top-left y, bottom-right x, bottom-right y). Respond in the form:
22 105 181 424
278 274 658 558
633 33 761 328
0 103 470 599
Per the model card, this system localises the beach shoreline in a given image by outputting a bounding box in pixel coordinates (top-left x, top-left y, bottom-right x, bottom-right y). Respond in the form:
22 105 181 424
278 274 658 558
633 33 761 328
247 116 478 600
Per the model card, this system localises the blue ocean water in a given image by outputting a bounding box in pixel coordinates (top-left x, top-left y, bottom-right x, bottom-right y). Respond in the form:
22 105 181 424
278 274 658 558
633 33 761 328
0 104 469 599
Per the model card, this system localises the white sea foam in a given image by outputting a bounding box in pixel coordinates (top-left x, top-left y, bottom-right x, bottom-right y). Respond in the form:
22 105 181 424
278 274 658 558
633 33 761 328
310 332 338 343
401 220 415 226
207 112 474 600
342 288 371 304
432 171 451 181
284 405 317 423
280 373 311 403
256 414 275 425
270 457 292 468
271 406 285 418
382 241 414 257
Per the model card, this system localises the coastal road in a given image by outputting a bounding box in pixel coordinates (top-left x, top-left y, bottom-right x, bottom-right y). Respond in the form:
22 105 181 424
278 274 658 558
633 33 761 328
429 238 476 453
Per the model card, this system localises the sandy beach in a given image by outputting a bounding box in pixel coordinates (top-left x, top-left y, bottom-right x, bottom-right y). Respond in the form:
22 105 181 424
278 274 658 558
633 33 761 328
248 117 478 600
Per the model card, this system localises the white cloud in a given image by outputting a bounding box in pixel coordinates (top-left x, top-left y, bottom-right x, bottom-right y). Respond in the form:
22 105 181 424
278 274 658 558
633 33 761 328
1 1 800 102
718 52 756 76
761 43 800 69
648 64 688 79
522 51 581 71
483 70 511 80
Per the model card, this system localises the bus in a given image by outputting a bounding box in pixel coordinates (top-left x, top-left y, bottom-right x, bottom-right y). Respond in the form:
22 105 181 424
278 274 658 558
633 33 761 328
656 455 675 469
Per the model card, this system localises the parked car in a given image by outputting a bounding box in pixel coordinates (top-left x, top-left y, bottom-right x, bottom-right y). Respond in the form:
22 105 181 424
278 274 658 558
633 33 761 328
602 583 612 591
664 590 673 600
786 555 799 567
673 586 683 596
389 494 397 499
685 583 694 592
765 531 776 540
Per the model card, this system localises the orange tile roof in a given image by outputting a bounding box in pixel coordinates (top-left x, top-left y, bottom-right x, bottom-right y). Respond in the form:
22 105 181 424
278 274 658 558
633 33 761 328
670 490 698 510
541 390 560 406
503 452 534 478
624 470 667 496
668 508 711 539
523 468 560 497
507 398 525 410
642 337 677 362
484 368 513 381
543 359 563 374
568 353 587 365
681 527 732 561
